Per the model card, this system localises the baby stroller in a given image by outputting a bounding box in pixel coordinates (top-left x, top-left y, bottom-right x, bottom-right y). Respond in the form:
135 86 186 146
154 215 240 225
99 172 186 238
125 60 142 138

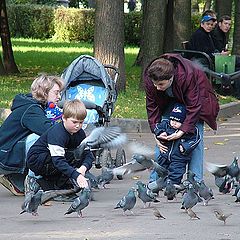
60 55 126 172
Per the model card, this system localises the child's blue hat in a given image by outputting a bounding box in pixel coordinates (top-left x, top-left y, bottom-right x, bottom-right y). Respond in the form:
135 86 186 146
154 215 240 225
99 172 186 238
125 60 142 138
201 15 216 23
170 103 187 123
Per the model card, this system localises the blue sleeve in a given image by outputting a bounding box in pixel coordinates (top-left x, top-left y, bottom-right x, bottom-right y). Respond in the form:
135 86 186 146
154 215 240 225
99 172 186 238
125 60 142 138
22 104 53 135
180 126 201 156
154 120 168 137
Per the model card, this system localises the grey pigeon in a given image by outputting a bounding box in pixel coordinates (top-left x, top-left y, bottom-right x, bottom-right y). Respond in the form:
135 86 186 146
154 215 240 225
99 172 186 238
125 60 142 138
97 167 114 188
114 188 136 215
64 188 92 217
85 171 99 189
206 157 240 180
198 180 214 206
215 175 233 194
20 190 43 216
186 170 200 192
136 181 159 208
164 179 176 201
232 183 240 202
213 209 232 225
187 208 200 220
147 176 167 194
20 188 80 216
153 207 166 220
75 126 127 158
181 184 201 210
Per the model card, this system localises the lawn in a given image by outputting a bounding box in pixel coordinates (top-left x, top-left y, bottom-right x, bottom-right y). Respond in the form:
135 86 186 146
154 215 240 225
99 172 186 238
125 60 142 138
0 38 236 120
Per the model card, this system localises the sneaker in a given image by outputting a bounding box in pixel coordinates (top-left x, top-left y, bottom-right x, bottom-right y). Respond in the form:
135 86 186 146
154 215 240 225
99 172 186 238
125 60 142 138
24 175 41 195
0 175 24 196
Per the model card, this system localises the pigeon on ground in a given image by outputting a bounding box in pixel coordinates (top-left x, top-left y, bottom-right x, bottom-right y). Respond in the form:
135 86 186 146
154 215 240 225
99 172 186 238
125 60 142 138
136 181 159 208
153 207 166 220
64 188 92 217
114 187 136 215
206 157 240 180
213 209 232 225
187 208 200 220
198 180 214 206
97 167 114 188
75 126 127 159
186 170 200 192
215 175 233 194
85 171 99 189
181 184 202 210
20 188 80 216
164 179 177 201
232 183 240 202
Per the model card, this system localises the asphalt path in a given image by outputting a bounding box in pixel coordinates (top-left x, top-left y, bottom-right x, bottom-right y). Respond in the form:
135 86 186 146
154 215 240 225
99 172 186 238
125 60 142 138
1 114 240 240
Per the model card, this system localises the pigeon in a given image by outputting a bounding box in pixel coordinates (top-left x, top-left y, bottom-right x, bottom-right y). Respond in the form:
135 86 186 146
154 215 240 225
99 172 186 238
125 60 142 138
64 188 92 217
20 188 80 216
114 187 136 215
232 183 240 202
181 184 202 210
153 207 166 220
75 126 127 158
136 181 159 208
187 208 200 220
147 176 167 195
164 179 177 201
97 167 114 188
85 171 99 189
206 157 240 180
186 170 200 192
198 180 214 206
215 175 233 194
213 209 232 225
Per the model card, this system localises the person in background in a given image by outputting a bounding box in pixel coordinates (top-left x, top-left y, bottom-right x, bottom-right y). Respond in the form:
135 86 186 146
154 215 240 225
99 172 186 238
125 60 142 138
0 75 64 195
144 53 219 183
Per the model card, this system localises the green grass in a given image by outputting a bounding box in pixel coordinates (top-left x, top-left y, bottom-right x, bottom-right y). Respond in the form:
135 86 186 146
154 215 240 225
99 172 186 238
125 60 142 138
0 38 237 119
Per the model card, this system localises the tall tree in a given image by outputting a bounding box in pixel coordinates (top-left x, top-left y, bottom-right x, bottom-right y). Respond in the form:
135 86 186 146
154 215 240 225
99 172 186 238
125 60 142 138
94 0 126 91
170 0 191 50
232 0 240 55
0 0 19 74
215 0 232 17
140 0 168 88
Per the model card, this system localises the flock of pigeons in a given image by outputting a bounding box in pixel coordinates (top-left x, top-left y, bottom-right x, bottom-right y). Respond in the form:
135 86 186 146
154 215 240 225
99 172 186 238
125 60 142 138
20 126 240 225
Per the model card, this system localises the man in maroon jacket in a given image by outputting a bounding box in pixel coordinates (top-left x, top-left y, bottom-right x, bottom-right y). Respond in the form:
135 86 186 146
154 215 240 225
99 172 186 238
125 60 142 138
144 53 219 182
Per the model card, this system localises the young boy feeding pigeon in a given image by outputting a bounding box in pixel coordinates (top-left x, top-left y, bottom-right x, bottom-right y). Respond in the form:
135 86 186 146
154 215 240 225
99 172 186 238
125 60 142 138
153 103 201 185
25 99 95 193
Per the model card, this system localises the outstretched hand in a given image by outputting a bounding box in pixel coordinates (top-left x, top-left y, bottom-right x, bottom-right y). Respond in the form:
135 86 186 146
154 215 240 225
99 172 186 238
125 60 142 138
154 135 168 153
166 130 184 141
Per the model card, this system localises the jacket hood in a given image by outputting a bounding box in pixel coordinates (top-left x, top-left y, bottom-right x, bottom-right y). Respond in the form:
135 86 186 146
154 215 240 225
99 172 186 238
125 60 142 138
11 93 42 111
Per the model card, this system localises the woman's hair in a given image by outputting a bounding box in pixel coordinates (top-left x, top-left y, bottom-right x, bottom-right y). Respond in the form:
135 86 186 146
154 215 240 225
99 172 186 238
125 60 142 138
63 99 87 120
31 74 64 104
147 58 174 82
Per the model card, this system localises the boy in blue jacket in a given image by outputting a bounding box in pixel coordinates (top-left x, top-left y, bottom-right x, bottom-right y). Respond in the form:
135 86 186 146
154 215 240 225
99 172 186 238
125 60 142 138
25 99 94 193
154 103 201 184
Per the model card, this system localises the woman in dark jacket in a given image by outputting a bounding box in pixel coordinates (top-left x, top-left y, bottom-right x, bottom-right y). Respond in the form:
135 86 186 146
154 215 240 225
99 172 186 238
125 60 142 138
0 75 64 195
144 53 219 183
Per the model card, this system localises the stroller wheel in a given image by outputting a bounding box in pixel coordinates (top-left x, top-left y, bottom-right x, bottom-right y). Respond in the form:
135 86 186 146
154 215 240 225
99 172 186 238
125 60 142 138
101 149 113 168
115 148 126 180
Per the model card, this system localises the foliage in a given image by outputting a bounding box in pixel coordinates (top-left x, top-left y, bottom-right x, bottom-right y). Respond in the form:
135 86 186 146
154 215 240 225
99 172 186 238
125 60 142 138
7 4 55 39
191 12 201 33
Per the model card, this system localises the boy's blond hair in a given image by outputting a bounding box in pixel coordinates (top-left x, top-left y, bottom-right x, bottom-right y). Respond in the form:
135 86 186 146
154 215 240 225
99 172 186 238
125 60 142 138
31 74 64 104
63 99 87 120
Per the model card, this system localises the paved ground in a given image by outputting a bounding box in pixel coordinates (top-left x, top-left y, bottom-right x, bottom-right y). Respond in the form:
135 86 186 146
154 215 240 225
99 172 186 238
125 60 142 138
1 114 240 240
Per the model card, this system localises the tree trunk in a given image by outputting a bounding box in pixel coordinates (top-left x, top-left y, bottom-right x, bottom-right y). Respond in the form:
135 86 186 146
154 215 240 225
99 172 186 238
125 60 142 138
172 0 191 50
140 0 168 89
0 0 19 74
0 54 6 75
215 0 232 17
232 0 240 55
94 0 126 92
203 0 212 12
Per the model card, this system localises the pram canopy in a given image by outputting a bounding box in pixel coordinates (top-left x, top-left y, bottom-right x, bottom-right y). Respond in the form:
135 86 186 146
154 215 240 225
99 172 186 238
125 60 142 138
61 55 118 126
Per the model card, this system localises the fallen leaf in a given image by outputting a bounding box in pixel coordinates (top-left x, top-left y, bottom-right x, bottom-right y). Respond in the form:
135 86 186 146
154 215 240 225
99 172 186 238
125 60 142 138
214 142 225 145
132 176 140 180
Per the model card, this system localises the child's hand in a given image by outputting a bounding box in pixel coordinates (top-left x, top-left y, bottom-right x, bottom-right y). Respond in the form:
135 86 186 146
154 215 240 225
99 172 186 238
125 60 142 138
76 174 89 188
157 132 168 140
154 135 168 153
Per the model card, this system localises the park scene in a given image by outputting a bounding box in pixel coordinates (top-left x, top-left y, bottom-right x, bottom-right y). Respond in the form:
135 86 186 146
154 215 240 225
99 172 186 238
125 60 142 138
0 1 240 239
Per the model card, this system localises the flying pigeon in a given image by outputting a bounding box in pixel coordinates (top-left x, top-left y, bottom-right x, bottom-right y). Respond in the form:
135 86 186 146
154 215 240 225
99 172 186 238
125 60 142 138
153 207 166 220
214 175 233 194
64 188 92 217
187 208 200 220
213 209 232 225
136 181 159 208
74 126 127 159
164 179 177 201
114 187 136 215
198 180 214 206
